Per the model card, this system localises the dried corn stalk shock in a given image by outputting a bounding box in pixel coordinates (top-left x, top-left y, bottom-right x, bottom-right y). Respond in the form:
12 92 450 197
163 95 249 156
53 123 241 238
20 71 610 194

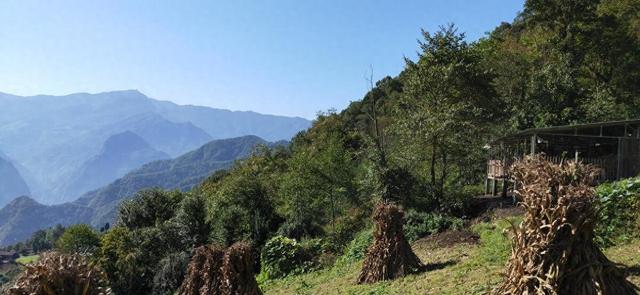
178 245 226 295
493 156 639 295
221 242 262 295
357 202 423 284
7 252 112 295
178 242 262 295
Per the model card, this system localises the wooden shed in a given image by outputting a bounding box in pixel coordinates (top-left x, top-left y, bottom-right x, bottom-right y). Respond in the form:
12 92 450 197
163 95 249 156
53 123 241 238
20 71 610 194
486 119 640 196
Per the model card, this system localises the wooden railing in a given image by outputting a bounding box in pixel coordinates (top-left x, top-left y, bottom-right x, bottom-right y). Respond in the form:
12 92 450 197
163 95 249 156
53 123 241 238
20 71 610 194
487 159 508 179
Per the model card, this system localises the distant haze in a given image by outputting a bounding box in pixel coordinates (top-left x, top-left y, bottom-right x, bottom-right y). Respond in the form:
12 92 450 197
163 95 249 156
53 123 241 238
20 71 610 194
0 135 273 246
0 90 310 205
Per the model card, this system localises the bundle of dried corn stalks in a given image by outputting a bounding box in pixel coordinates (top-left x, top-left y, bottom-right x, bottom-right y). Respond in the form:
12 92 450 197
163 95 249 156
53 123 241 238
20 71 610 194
178 245 225 295
357 202 423 284
493 156 638 295
178 242 261 295
8 252 112 295
221 242 261 295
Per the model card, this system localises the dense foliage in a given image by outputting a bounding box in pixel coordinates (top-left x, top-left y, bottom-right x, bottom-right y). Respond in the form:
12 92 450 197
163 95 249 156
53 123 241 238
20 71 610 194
55 224 100 254
259 236 312 279
403 210 464 243
337 228 374 265
595 177 640 246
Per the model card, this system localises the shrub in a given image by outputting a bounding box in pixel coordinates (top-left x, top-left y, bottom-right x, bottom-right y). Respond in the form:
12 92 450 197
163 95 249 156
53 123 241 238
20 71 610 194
7 252 112 295
260 236 315 279
299 238 336 269
441 185 478 215
326 208 367 252
117 189 183 229
152 252 191 295
276 217 323 241
337 228 373 265
403 209 463 242
595 177 640 246
55 224 101 254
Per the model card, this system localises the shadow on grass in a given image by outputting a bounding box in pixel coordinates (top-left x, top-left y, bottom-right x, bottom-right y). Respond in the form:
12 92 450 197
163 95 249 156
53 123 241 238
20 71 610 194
627 264 640 276
421 260 458 272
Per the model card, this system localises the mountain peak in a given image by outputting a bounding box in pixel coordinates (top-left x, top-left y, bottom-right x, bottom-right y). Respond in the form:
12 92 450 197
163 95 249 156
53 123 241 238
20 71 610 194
100 89 145 97
102 131 150 153
6 196 38 208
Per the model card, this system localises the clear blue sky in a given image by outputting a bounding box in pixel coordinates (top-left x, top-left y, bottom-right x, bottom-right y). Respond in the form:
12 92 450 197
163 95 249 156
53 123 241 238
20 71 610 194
0 0 524 119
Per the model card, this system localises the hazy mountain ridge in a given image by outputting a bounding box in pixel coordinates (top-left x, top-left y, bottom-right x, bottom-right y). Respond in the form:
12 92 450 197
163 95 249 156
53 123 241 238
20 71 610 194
0 135 272 246
0 154 30 207
77 135 270 227
59 131 171 200
0 90 310 204
100 113 212 157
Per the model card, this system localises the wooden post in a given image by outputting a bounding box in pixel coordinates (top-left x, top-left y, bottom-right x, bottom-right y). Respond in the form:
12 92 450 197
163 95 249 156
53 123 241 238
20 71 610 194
617 138 623 179
484 177 489 195
492 178 497 196
599 126 603 137
501 178 508 198
530 134 537 155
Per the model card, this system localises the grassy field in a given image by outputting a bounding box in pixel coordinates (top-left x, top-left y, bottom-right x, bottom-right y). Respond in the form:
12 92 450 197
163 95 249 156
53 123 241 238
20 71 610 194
260 217 640 294
15 255 39 266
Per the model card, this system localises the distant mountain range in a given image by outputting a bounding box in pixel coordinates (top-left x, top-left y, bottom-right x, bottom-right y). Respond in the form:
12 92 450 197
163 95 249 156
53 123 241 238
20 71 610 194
0 135 271 246
0 90 310 204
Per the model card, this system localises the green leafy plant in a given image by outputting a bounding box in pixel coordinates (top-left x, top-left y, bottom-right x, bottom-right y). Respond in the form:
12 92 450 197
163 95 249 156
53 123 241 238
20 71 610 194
260 236 316 279
595 177 640 247
337 228 373 266
403 209 463 242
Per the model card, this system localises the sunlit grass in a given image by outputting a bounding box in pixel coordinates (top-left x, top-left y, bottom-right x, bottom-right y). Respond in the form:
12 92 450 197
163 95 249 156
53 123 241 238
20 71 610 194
260 216 639 294
261 218 515 294
15 255 39 266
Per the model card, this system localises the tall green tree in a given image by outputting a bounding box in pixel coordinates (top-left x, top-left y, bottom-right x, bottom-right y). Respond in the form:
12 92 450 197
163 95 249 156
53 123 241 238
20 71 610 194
279 112 360 239
393 25 499 208
116 189 183 229
174 192 210 247
55 224 100 254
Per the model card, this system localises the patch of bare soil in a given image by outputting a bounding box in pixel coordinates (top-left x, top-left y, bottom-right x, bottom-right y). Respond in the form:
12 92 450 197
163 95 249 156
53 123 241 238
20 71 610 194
415 230 479 248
